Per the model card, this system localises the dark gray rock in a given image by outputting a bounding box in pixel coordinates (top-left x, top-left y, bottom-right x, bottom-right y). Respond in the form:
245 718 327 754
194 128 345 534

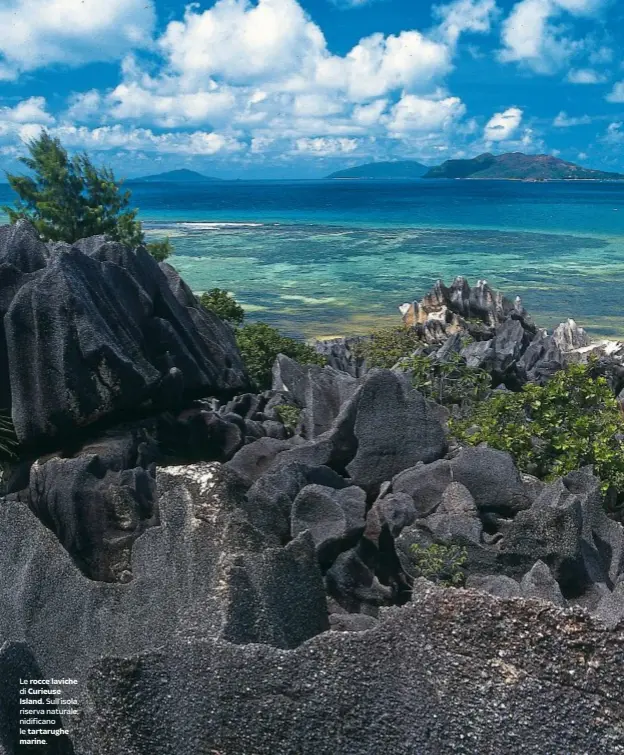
595 581 624 629
466 574 522 599
226 437 293 485
74 586 624 755
26 444 158 582
424 481 483 545
0 641 76 754
517 329 564 385
0 220 49 273
3 229 248 446
520 560 566 607
291 484 366 556
311 335 369 377
273 355 359 439
328 613 378 632
364 492 416 544
244 461 348 545
325 547 393 613
345 370 447 492
499 473 613 595
0 461 329 707
392 459 453 517
450 446 531 516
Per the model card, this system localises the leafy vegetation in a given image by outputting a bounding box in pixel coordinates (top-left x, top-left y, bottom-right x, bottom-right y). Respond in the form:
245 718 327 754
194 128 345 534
199 288 245 326
451 360 624 499
400 351 490 408
0 409 18 459
2 131 171 261
274 404 302 430
409 543 467 587
353 325 423 369
236 322 326 390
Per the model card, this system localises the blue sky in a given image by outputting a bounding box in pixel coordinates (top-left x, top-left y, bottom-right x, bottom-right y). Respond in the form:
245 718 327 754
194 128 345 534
0 0 623 178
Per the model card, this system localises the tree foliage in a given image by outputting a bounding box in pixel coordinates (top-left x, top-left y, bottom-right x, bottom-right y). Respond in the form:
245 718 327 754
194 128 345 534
353 326 423 369
451 360 624 500
199 288 245 325
236 322 326 390
409 543 467 587
274 404 302 431
0 409 18 460
399 350 491 408
2 131 170 260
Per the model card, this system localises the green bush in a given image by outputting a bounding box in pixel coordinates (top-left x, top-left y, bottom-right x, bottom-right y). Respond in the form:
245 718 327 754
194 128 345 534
236 322 326 390
199 289 245 326
3 131 170 261
274 404 302 430
0 409 18 459
353 326 423 369
451 360 624 499
409 543 467 587
400 351 490 408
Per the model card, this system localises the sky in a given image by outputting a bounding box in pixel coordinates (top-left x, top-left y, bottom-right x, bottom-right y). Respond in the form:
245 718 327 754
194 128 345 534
0 0 623 178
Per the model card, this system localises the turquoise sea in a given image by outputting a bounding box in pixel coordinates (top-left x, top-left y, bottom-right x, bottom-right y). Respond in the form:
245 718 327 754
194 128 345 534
1 179 624 339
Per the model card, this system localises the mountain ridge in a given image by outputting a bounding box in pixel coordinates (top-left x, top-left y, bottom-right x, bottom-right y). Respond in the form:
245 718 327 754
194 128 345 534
424 152 624 181
326 160 429 180
127 168 222 183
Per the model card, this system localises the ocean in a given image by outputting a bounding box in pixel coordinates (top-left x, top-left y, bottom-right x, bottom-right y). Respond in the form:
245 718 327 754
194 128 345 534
1 179 623 339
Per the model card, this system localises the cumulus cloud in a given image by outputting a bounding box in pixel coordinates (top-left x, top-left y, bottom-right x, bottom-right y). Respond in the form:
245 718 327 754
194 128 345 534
566 68 606 83
484 107 523 142
603 122 623 143
0 0 155 78
48 125 244 156
293 137 359 155
0 0 521 167
499 0 609 74
433 0 499 45
553 110 592 126
385 94 466 134
0 97 54 125
606 82 624 103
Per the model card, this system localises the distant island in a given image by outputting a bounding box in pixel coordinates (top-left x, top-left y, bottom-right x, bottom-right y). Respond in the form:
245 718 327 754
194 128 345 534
127 168 222 183
424 152 624 181
326 161 429 180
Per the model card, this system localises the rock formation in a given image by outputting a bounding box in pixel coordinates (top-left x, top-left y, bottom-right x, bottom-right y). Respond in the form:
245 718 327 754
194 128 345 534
1 253 623 754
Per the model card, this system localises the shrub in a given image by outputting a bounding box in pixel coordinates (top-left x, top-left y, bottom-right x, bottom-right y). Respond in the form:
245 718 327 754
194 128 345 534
199 289 245 326
0 409 18 459
409 543 467 587
274 404 302 430
400 351 490 408
353 326 423 369
3 131 170 261
451 360 624 500
236 322 326 390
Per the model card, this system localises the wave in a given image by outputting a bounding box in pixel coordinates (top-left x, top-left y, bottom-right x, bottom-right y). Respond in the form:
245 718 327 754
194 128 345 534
171 222 266 229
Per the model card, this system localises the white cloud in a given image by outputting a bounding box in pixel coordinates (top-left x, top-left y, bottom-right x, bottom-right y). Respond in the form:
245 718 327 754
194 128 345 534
49 125 244 156
433 0 499 46
0 0 155 78
0 0 519 168
294 137 359 155
484 106 523 141
386 94 466 134
606 82 624 103
566 68 606 83
0 97 54 125
604 122 623 143
553 110 592 126
159 0 326 87
499 0 609 74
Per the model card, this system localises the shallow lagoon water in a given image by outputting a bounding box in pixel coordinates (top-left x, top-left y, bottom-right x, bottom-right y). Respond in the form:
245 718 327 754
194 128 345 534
2 179 623 338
